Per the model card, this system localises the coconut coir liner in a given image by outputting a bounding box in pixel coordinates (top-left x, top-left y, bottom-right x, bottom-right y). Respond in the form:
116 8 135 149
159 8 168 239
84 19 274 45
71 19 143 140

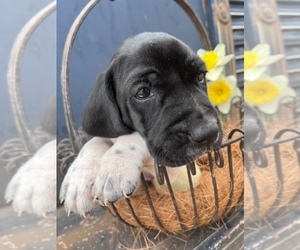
107 123 244 233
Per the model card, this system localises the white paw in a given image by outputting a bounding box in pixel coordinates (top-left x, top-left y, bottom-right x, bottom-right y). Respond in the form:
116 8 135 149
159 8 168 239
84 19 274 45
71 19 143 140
92 133 150 204
59 137 111 216
5 140 56 217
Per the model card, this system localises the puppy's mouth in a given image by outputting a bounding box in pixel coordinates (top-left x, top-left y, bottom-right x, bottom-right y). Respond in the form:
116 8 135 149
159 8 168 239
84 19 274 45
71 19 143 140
154 149 206 167
153 132 222 167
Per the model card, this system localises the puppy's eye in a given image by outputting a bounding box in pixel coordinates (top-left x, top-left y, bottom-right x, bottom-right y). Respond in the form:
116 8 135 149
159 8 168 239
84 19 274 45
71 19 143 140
135 87 153 99
198 72 205 82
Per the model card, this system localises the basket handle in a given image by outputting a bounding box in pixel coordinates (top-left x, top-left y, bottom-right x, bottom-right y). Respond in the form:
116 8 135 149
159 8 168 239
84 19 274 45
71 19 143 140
174 0 212 50
61 0 100 154
7 1 56 154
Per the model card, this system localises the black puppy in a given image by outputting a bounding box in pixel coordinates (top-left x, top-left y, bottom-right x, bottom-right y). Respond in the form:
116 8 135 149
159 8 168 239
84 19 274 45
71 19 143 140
82 32 221 166
60 32 222 214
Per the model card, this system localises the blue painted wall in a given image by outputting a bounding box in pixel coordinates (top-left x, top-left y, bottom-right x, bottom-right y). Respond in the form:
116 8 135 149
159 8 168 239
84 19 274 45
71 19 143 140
57 0 209 140
0 0 55 144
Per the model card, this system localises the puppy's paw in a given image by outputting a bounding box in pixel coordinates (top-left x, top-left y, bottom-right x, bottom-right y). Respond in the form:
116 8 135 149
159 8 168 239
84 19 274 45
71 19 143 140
59 137 111 216
5 140 56 217
92 151 141 204
92 134 149 204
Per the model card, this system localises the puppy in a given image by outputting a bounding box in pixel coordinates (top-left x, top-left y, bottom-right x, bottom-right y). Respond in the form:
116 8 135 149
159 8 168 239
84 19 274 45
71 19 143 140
60 32 222 215
5 140 56 217
244 102 266 151
4 96 56 217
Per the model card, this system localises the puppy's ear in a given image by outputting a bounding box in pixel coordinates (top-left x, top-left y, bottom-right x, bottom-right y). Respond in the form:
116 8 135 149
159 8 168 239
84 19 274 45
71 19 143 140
82 70 133 138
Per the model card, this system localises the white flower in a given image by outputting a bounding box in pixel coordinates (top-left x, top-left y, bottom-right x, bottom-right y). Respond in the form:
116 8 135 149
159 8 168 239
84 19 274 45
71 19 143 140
197 44 234 81
207 74 242 114
244 44 284 81
245 75 296 114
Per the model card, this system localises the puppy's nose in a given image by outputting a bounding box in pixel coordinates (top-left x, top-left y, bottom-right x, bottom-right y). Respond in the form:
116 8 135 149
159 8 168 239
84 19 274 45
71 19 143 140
190 123 220 145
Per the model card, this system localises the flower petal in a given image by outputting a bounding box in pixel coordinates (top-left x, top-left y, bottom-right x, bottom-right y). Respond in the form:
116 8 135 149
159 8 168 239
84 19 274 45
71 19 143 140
206 67 223 81
245 66 267 81
278 87 296 103
225 75 237 89
252 44 270 58
214 44 226 59
258 100 279 114
257 54 284 66
197 49 207 58
231 87 242 98
270 75 289 88
217 54 234 66
217 101 231 114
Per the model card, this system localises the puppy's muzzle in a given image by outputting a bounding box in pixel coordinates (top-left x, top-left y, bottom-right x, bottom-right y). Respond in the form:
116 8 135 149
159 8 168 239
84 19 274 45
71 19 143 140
190 122 220 147
154 119 222 167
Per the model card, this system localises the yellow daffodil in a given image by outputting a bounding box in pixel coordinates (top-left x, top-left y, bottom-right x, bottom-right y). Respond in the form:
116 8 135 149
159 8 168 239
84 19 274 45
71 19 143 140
207 74 241 114
244 44 284 81
245 75 296 114
197 44 234 81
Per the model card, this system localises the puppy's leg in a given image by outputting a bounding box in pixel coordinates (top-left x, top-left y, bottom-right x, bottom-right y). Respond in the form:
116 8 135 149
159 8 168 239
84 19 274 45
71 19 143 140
92 132 150 204
5 140 56 217
59 137 112 216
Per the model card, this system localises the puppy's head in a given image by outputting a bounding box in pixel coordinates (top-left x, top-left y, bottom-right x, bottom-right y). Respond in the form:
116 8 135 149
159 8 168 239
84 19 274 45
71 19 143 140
82 32 222 166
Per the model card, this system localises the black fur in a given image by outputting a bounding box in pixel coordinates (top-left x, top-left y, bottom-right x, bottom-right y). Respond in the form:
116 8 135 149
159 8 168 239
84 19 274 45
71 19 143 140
82 32 222 166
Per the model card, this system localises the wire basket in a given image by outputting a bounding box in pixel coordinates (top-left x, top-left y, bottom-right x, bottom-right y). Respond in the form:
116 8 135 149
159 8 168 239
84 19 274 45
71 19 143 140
244 99 300 222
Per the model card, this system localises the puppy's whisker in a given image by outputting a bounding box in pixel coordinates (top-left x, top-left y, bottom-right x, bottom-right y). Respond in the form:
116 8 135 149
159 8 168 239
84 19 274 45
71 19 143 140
174 155 179 167
157 147 163 161
173 153 180 166
162 150 169 166
154 146 163 164
183 156 189 165
154 146 162 156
